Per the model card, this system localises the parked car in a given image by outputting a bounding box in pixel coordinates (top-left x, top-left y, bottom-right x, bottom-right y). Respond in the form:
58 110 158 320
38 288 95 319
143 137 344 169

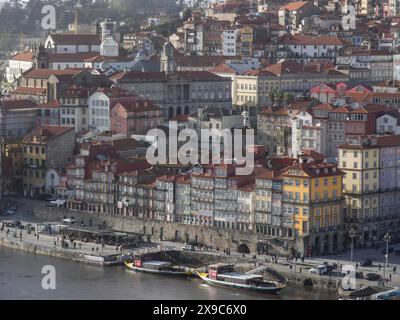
182 244 196 251
3 209 15 216
365 273 382 281
360 259 373 267
309 265 329 275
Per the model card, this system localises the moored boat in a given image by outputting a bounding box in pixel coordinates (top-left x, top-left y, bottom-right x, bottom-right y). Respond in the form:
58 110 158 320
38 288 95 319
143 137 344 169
124 258 192 277
72 253 123 266
196 264 285 293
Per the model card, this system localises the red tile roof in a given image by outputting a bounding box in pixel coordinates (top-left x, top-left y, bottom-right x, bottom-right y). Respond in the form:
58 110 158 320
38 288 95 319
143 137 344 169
282 162 344 178
279 34 344 46
23 125 74 142
38 100 60 109
209 63 237 74
9 51 34 62
22 68 81 79
280 1 309 11
12 87 46 95
115 99 162 113
1 99 38 111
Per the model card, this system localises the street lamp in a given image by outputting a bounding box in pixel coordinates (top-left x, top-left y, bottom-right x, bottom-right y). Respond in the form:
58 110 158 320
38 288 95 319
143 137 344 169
336 255 341 300
349 228 356 262
383 233 391 285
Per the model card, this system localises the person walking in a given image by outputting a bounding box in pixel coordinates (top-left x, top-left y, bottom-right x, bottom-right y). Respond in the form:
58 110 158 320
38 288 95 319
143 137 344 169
379 264 381 271
393 266 397 274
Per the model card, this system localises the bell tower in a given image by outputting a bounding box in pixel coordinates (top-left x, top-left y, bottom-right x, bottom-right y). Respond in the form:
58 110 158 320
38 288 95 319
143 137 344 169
160 42 177 74
33 44 49 69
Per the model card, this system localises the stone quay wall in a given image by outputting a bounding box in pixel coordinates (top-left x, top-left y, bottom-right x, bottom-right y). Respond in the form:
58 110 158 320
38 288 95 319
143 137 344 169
0 236 77 260
34 207 259 253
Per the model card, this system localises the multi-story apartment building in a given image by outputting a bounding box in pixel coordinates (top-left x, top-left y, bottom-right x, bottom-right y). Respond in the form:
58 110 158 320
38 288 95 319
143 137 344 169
278 1 318 32
336 49 394 82
59 87 94 133
257 99 317 156
238 25 254 58
22 125 75 197
6 51 34 83
153 175 178 222
236 183 255 232
291 108 327 158
222 29 240 56
282 161 344 255
195 18 231 56
254 169 290 238
339 135 400 247
37 100 60 126
88 88 138 133
110 99 164 136
175 176 192 224
81 159 151 215
190 171 215 227
117 171 155 219
0 100 39 138
233 60 348 122
277 35 344 62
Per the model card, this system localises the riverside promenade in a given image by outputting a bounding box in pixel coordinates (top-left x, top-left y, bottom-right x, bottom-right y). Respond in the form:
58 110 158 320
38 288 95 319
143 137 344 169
1 196 400 292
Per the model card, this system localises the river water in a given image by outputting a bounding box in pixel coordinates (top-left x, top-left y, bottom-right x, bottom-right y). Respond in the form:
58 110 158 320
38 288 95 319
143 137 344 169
0 247 336 300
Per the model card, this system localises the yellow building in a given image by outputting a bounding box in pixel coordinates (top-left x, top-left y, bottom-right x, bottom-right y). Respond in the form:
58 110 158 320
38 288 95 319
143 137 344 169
339 136 381 247
282 161 343 256
2 138 24 193
239 25 254 57
22 125 75 197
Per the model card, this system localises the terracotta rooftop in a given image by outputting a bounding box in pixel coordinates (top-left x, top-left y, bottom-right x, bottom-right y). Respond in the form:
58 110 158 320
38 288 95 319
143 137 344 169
22 68 81 79
38 100 60 109
280 1 309 11
1 99 38 111
279 34 344 46
23 125 74 142
12 87 46 95
9 51 34 62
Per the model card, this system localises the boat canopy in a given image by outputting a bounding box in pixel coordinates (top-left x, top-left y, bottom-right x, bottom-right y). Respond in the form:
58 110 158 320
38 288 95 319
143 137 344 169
218 272 263 280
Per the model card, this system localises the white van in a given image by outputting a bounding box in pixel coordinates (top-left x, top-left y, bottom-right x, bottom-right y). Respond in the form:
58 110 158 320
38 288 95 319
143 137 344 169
309 264 328 275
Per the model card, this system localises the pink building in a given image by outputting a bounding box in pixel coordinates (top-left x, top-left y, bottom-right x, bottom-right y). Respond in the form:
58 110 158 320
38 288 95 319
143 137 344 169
111 99 164 136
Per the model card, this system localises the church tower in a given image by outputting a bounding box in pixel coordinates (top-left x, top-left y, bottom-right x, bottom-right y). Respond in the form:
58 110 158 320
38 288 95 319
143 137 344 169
33 44 49 69
160 42 177 74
